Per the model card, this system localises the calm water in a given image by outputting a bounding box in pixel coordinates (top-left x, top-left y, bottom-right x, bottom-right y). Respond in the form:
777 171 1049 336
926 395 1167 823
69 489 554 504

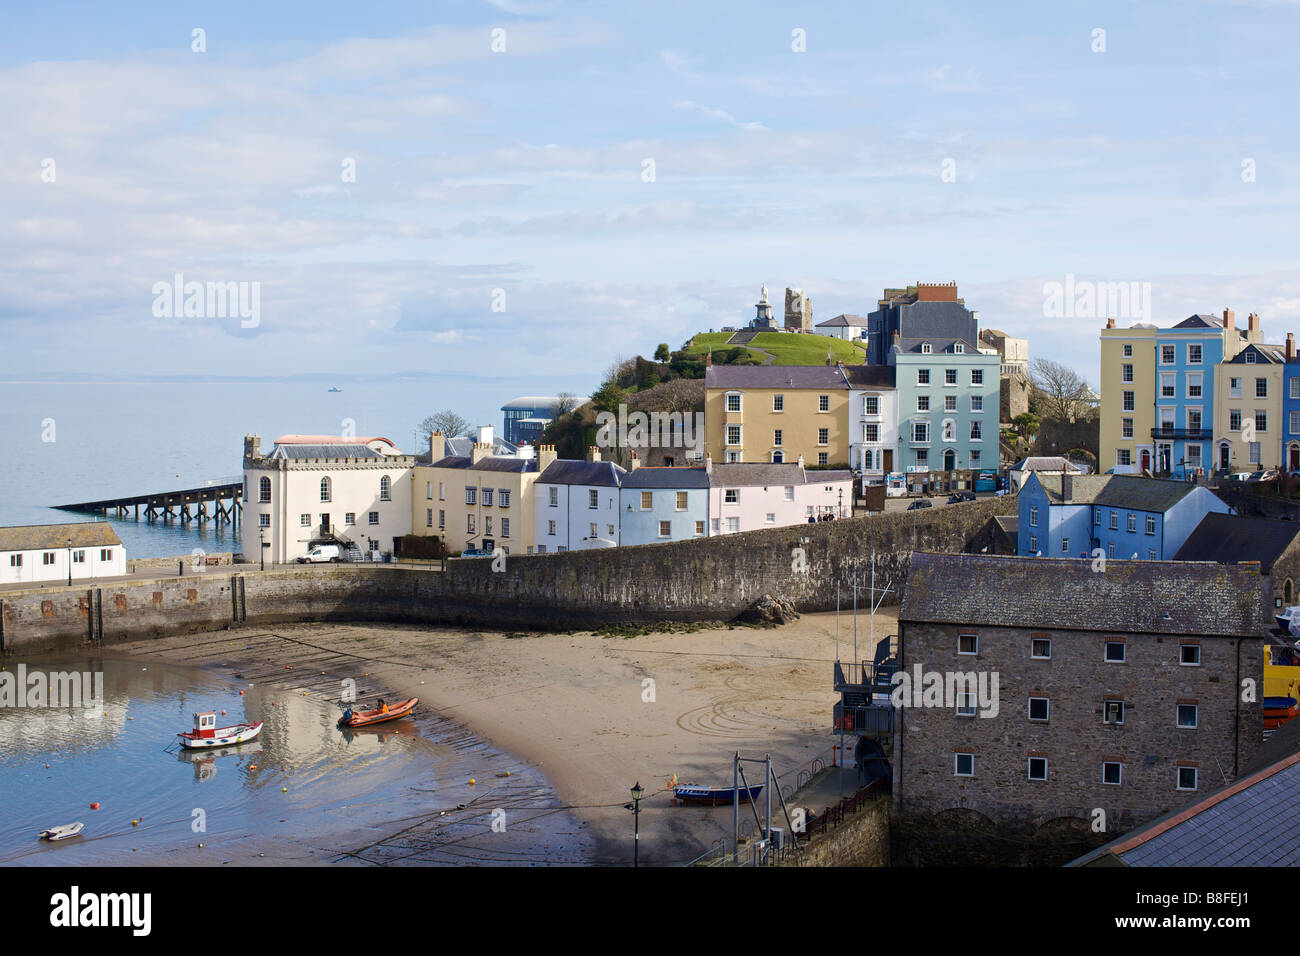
0 376 591 558
0 653 454 864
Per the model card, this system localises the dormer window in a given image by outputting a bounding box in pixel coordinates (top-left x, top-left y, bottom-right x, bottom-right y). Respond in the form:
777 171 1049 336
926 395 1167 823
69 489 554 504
1245 351 1256 364
921 342 933 354
954 343 964 354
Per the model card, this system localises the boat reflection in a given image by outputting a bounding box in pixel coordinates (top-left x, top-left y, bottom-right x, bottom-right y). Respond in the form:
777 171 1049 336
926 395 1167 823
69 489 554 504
340 718 416 746
176 740 263 781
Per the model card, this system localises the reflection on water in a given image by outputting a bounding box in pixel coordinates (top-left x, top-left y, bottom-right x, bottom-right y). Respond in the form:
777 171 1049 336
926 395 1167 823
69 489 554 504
0 653 452 865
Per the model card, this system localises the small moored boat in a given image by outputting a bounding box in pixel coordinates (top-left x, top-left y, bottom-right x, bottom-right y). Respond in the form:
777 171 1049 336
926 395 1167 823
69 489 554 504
673 783 764 806
177 711 263 750
39 822 84 841
338 696 418 728
1277 606 1300 634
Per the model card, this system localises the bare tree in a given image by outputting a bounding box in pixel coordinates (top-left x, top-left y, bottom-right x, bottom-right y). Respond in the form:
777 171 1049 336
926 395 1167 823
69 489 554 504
419 410 470 442
553 392 578 417
1029 358 1090 423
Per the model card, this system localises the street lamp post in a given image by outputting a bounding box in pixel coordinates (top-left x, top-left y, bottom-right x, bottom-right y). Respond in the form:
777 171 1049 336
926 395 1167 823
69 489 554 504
66 537 72 586
259 530 265 571
630 781 644 867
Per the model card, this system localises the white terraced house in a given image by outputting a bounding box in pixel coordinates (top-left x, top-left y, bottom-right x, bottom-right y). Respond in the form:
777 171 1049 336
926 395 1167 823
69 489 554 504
242 434 416 564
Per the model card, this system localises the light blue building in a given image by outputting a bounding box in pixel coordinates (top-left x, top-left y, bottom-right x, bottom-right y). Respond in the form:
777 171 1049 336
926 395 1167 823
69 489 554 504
1019 473 1232 560
618 467 710 547
1152 315 1230 478
893 344 1001 482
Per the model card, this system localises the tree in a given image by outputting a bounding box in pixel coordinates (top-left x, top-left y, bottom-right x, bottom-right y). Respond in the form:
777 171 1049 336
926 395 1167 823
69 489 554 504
1012 412 1041 442
553 392 578 417
1029 358 1090 423
419 410 470 442
654 343 670 362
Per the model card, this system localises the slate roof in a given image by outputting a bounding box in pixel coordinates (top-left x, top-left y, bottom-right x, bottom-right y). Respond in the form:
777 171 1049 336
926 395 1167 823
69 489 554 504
621 467 710 489
709 463 853 487
1013 457 1084 474
274 434 396 447
994 515 1019 534
815 314 869 328
268 444 384 460
705 366 849 389
900 552 1267 637
843 365 897 388
1226 344 1285 364
537 460 627 487
1172 513 1300 573
1028 474 1203 512
1069 752 1300 867
429 456 538 473
0 523 122 552
1172 314 1222 329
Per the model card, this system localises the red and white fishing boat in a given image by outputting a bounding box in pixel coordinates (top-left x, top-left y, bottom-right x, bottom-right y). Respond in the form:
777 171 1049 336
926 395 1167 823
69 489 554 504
177 711 263 750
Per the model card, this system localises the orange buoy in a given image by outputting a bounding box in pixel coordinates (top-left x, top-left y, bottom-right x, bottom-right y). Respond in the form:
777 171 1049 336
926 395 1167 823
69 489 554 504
221 710 226 716
239 690 244 696
469 778 476 785
90 802 100 810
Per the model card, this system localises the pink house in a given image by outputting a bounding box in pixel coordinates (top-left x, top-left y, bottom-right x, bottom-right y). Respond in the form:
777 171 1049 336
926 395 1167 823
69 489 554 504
706 458 854 534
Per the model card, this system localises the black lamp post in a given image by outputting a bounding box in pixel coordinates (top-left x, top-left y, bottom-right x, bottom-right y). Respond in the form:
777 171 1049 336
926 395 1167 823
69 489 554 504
259 530 265 571
630 781 644 867
838 488 844 518
66 537 72 586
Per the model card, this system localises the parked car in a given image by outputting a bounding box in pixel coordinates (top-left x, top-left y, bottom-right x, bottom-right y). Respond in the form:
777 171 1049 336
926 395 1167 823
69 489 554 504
907 500 933 511
1226 472 1252 481
297 544 341 563
1258 469 1281 481
947 493 964 504
452 548 495 558
1288 470 1300 480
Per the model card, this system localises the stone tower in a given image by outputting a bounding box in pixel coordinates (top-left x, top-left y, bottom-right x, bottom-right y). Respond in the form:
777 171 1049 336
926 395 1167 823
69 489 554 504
784 287 812 332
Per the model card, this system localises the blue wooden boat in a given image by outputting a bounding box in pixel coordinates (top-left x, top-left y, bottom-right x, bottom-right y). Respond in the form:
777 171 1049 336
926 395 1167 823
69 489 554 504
673 783 763 806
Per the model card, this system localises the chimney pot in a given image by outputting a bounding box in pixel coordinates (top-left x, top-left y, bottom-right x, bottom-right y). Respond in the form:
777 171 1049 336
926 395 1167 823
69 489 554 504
586 445 602 463
1105 317 1115 329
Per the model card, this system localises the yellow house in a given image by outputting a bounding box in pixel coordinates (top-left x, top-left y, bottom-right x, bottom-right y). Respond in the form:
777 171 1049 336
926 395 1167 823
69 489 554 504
412 432 553 555
704 363 851 467
1099 320 1158 474
1213 343 1285 473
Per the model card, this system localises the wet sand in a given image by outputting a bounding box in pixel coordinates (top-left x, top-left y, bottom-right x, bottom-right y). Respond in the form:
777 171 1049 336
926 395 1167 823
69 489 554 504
114 609 892 865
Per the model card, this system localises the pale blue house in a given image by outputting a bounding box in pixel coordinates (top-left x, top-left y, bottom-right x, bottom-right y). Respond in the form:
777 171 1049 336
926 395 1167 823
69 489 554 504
619 467 710 546
1019 473 1232 560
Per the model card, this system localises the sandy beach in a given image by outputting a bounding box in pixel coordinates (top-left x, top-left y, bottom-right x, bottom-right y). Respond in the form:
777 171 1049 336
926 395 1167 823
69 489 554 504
113 608 894 865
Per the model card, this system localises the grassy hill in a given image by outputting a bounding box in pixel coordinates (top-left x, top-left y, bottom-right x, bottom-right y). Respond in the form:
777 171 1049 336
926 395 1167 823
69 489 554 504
682 330 866 366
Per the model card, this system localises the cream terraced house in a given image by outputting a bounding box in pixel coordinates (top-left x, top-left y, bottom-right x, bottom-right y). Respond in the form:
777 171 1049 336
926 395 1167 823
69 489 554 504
413 432 549 555
1099 321 1160 474
1213 342 1286 473
243 434 415 563
704 362 851 467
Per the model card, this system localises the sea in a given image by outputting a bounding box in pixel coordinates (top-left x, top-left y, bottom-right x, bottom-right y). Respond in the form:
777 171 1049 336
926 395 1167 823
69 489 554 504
0 376 591 558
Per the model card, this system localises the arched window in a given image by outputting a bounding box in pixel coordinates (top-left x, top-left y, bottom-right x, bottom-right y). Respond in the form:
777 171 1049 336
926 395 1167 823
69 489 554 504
380 475 391 501
259 476 271 503
320 477 332 502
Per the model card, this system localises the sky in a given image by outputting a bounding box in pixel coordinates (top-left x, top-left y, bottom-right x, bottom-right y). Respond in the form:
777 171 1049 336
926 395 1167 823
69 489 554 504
2 0 1299 407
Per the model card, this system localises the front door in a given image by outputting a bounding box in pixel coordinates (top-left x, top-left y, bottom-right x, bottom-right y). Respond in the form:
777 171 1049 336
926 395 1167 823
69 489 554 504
320 513 330 534
883 450 893 472
1291 445 1299 471
1140 449 1151 472
1220 443 1231 470
944 449 956 471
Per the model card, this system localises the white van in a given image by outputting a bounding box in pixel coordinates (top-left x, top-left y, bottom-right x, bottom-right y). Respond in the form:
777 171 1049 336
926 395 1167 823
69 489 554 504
298 544 341 564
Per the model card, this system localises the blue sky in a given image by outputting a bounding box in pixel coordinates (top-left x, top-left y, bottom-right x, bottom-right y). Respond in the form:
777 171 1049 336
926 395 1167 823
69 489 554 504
2 0 1299 398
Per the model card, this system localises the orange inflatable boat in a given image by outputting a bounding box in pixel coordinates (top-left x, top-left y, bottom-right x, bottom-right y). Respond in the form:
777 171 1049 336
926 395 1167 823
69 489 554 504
338 696 418 728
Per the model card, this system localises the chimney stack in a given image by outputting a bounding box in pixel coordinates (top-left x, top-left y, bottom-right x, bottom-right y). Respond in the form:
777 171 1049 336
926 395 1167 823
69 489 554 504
471 442 491 464
1062 474 1072 502
430 429 446 463
1248 312 1260 334
1287 333 1295 362
1105 317 1115 329
476 424 494 447
1224 308 1235 330
586 445 602 463
705 351 713 367
538 444 558 472
629 453 640 472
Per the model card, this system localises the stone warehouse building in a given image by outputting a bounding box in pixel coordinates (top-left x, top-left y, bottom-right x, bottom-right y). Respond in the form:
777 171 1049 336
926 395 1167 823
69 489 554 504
895 552 1265 842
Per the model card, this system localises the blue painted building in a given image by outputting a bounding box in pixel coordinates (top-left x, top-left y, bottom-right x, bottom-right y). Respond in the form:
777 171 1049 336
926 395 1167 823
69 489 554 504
1151 315 1232 479
1283 337 1300 472
1019 473 1232 560
618 467 710 546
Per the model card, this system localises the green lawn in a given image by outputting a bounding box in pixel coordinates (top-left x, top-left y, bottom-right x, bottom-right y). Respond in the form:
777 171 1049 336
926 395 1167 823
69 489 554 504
681 330 866 366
